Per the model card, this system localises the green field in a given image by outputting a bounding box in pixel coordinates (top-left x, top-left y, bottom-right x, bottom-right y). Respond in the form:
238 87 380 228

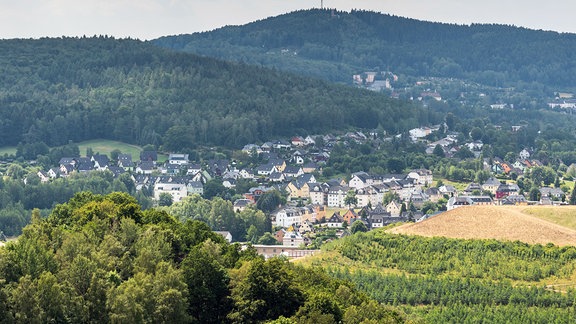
0 146 17 156
77 139 143 159
0 139 169 162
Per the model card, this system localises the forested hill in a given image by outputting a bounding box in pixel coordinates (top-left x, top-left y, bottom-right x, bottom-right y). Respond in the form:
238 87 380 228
0 36 421 150
153 9 576 87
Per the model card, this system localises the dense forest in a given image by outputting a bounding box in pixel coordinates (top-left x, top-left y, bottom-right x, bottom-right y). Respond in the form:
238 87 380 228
153 9 576 88
0 192 411 323
0 36 423 150
305 229 576 322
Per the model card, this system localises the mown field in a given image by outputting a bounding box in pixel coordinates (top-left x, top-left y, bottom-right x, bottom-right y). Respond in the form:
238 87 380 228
389 205 576 247
0 139 170 162
77 139 143 159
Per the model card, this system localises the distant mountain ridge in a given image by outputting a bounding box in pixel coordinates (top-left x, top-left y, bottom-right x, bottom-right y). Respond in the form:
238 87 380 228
153 9 576 88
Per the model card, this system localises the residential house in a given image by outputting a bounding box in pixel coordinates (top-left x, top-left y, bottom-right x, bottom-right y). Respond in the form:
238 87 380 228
325 212 344 228
268 159 287 173
356 185 385 208
482 177 502 195
186 163 202 176
222 178 236 188
366 203 407 228
407 169 433 186
283 229 304 247
140 151 157 163
154 182 188 203
136 161 155 174
37 171 50 183
349 171 372 189
233 199 252 212
512 160 526 172
501 194 528 205
447 196 474 211
302 162 319 174
187 181 204 196
268 172 285 183
304 136 316 146
439 185 457 197
283 165 304 179
261 142 273 152
298 220 315 234
342 209 359 224
48 168 59 179
168 153 189 165
256 164 278 176
163 163 181 175
215 231 233 243
327 186 349 208
59 157 77 167
425 187 443 203
408 190 429 208
272 140 291 150
77 161 94 173
91 154 109 171
386 201 402 217
275 229 286 244
108 166 125 178
239 168 256 179
468 196 494 206
495 183 520 199
207 159 229 177
309 182 329 206
244 186 272 203
519 149 531 160
290 150 305 165
463 183 483 195
540 187 565 200
117 154 134 171
285 179 310 200
242 144 262 155
291 136 305 147
275 207 305 227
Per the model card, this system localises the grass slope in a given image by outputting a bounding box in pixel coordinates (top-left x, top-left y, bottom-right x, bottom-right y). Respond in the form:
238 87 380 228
389 205 576 246
77 139 143 158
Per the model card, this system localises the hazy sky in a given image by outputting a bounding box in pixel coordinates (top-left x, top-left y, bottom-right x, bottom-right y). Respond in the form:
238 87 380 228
1 0 575 40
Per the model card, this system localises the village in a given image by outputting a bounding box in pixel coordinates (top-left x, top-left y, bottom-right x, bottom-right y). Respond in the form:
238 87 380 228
29 123 570 250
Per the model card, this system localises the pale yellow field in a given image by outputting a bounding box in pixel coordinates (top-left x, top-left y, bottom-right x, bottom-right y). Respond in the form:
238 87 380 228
389 205 576 246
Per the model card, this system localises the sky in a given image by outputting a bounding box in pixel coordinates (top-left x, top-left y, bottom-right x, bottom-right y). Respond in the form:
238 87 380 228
1 0 575 40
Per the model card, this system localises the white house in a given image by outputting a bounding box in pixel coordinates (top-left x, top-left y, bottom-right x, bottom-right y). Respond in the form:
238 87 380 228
168 153 189 165
274 208 304 228
407 169 433 186
327 186 348 208
154 183 188 203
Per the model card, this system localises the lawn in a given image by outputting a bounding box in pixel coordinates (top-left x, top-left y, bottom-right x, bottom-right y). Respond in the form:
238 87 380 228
77 139 143 158
0 146 17 156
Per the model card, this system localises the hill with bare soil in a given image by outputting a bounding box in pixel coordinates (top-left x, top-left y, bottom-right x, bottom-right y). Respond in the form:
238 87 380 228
389 206 576 246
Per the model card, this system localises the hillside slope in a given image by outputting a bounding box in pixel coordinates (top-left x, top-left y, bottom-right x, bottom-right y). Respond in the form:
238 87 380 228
0 37 421 149
389 206 576 246
153 9 576 87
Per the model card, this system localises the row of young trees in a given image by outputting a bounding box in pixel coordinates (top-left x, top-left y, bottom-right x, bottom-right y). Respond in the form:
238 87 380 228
316 229 576 321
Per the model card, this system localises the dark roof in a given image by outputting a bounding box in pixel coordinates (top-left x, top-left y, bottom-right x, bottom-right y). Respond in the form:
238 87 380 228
140 151 158 162
108 166 126 177
138 161 155 170
327 212 343 223
283 165 302 175
92 154 110 166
